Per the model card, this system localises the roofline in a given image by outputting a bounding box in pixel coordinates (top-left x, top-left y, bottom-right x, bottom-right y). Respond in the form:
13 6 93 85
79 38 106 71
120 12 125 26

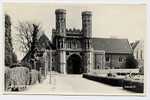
127 39 134 53
92 37 129 40
105 52 133 55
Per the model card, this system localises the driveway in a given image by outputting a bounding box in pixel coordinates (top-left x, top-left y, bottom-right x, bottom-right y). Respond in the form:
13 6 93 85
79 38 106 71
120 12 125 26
6 72 140 95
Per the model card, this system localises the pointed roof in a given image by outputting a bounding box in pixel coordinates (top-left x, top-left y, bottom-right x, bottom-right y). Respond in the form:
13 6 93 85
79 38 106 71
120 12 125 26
38 34 54 50
21 33 53 63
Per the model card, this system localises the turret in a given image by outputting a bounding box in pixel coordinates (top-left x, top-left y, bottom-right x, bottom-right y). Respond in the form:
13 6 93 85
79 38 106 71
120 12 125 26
82 11 92 37
55 9 66 36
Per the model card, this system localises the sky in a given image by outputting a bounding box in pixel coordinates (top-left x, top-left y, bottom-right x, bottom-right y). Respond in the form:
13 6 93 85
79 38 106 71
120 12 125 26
3 3 146 60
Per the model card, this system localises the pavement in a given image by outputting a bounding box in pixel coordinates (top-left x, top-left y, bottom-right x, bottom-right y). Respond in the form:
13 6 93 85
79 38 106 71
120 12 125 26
5 72 142 95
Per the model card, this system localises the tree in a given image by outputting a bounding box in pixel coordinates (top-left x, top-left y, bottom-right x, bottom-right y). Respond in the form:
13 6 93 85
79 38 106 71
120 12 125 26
30 24 40 60
12 52 18 63
5 14 18 66
125 55 138 69
17 22 42 70
5 14 13 66
16 22 42 53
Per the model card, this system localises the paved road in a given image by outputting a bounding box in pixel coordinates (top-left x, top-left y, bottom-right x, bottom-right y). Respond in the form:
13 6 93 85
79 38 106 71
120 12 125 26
8 72 140 95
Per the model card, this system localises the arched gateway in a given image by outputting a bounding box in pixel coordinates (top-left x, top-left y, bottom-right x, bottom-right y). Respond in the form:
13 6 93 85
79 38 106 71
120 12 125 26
52 9 93 74
67 54 83 74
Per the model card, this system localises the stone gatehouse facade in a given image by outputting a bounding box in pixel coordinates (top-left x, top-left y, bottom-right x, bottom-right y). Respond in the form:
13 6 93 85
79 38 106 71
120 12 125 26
51 9 132 74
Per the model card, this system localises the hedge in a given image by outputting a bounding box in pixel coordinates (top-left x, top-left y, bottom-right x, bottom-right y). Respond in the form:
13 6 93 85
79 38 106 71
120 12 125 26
83 73 144 93
5 67 11 91
5 66 43 92
123 79 144 93
83 73 123 86
9 67 30 91
29 69 42 85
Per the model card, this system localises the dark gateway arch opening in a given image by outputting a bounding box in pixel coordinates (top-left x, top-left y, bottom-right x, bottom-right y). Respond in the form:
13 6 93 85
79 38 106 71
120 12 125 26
67 54 83 74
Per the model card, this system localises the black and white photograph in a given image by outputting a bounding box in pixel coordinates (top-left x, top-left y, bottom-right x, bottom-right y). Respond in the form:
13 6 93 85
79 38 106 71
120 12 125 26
3 2 146 95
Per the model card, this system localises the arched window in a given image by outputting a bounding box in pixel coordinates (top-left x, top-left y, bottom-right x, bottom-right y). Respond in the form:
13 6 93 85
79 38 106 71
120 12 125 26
106 56 110 62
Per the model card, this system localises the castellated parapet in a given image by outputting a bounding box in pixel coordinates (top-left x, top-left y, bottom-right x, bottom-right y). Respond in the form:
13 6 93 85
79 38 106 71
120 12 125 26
55 9 66 14
52 28 82 36
52 9 95 74
53 9 92 37
66 28 82 34
82 11 92 16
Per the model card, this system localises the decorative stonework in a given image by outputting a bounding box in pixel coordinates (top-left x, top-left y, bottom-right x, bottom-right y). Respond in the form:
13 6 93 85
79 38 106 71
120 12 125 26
52 9 93 74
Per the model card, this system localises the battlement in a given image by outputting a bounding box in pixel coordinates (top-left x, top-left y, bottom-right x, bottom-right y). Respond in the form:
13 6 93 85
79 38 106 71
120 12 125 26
82 11 92 16
52 28 81 33
52 28 82 36
53 9 92 37
66 28 81 33
55 9 66 14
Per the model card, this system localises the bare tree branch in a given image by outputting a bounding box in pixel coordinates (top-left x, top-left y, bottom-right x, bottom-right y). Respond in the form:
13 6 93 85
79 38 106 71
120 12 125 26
16 21 42 53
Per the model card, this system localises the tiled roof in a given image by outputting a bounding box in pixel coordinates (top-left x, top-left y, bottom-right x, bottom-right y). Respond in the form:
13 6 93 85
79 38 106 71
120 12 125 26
38 34 54 49
21 34 53 62
92 38 132 54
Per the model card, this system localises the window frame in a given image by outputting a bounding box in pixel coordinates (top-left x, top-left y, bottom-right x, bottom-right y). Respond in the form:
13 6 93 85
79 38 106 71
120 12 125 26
119 56 123 62
105 56 110 62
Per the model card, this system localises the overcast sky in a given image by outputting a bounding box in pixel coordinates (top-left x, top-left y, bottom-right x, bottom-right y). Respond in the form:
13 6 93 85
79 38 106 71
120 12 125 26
4 3 146 60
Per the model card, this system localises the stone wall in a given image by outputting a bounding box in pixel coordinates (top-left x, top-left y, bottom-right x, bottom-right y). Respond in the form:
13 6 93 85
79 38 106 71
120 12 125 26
93 50 105 70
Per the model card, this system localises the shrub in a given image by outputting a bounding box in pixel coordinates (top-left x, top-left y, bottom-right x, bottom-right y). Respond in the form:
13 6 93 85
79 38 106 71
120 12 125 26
9 67 30 91
139 66 144 75
12 52 18 63
83 73 123 86
10 63 21 68
123 79 144 93
125 55 138 69
107 72 116 77
38 71 42 83
107 72 113 77
21 62 32 70
5 67 11 91
29 69 41 85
